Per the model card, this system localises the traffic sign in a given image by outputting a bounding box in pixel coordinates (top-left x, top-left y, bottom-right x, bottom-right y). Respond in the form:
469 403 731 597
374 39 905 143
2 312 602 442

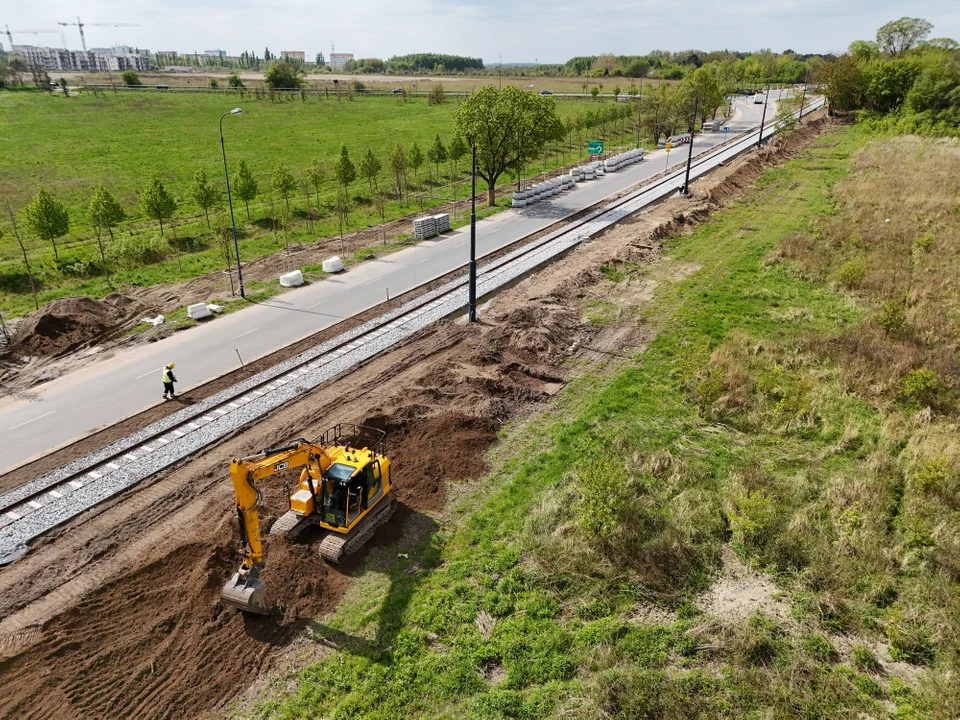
723 127 730 133
587 140 604 155
665 143 672 152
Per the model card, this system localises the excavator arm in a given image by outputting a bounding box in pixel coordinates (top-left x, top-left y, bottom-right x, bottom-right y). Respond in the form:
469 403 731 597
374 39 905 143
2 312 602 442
221 440 333 614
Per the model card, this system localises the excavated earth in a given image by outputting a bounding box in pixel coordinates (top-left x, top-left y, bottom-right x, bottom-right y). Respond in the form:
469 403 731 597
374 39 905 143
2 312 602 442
0 116 828 720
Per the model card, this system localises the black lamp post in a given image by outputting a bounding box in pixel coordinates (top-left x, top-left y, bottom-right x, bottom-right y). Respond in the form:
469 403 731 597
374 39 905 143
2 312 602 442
469 143 477 323
682 94 699 196
220 108 244 297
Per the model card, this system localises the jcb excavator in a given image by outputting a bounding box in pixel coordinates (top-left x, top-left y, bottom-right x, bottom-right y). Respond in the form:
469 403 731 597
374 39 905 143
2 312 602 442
221 423 396 614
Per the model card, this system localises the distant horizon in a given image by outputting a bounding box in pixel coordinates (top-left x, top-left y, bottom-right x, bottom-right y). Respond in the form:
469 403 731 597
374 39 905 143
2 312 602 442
5 2 959 63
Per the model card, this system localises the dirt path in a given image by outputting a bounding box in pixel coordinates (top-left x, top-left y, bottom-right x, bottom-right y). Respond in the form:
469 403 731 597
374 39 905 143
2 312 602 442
0 115 829 719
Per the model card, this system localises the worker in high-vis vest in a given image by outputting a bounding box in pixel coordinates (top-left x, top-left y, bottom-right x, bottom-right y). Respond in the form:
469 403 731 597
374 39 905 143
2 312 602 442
162 362 177 399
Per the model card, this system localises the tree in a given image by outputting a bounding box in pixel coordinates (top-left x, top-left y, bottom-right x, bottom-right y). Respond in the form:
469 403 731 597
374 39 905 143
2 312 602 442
374 190 387 244
447 134 468 179
189 168 219 227
876 17 933 57
264 60 306 89
227 73 244 89
235 159 258 220
271 163 297 212
359 149 382 195
305 160 326 207
140 174 176 238
88 185 125 266
814 55 867 112
849 40 880 62
120 70 141 86
333 190 350 244
612 85 622 101
590 86 600 100
24 186 70 261
408 142 424 187
4 202 38 310
428 82 446 105
58 77 69 96
426 134 448 184
390 142 408 201
264 48 272 61
208 78 219 89
454 86 565 206
333 146 357 198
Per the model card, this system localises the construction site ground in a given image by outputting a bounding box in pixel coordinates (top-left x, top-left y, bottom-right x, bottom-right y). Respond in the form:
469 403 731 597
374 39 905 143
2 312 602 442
0 115 827 719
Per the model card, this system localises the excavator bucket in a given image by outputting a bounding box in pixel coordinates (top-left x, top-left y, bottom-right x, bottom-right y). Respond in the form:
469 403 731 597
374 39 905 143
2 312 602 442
221 571 268 614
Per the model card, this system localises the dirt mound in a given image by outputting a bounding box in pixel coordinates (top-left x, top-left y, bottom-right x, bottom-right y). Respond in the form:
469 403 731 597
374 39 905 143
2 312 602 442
487 300 579 364
0 520 352 720
11 294 157 358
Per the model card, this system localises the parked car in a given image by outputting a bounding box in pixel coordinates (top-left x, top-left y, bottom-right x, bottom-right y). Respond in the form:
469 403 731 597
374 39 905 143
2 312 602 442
540 89 553 95
391 88 403 94
753 93 764 104
156 84 169 89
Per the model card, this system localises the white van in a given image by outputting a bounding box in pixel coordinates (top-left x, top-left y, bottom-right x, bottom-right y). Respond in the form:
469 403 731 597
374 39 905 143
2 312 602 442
753 93 764 104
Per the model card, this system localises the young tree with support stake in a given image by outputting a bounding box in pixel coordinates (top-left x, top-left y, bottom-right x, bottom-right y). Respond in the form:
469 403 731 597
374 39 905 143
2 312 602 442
447 135 467 180
271 163 297 213
407 142 424 188
233 160 258 221
305 160 326 208
3 202 39 310
88 185 125 269
454 86 564 206
426 135 448 185
359 149 382 196
24 186 70 262
333 146 357 199
140 174 176 238
390 143 408 203
190 169 219 227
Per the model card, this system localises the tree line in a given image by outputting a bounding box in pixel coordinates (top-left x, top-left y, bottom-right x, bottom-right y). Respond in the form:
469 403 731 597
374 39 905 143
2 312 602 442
815 17 959 133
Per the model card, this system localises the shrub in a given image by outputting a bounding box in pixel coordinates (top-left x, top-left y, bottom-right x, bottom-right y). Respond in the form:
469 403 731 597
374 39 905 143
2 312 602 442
120 70 141 86
113 235 167 268
876 297 907 336
850 643 880 671
803 633 837 662
884 607 935 665
834 257 867 289
899 368 938 406
913 233 933 252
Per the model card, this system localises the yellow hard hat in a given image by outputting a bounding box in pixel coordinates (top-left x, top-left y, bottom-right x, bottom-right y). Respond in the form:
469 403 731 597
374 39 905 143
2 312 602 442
167 362 175 368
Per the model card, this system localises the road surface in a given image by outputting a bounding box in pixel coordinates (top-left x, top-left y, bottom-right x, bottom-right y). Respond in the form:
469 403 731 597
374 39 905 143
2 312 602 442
0 98 774 472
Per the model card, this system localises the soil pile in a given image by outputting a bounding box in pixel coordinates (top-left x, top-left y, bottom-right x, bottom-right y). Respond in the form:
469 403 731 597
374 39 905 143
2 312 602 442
11 294 156 358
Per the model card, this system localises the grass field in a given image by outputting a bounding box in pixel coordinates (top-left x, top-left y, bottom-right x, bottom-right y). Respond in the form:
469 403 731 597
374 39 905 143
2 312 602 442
249 124 960 718
0 91 643 318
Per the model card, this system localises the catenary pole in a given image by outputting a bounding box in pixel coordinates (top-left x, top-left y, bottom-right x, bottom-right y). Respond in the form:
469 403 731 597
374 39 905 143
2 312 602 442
220 109 244 298
682 94 699 196
469 143 477 323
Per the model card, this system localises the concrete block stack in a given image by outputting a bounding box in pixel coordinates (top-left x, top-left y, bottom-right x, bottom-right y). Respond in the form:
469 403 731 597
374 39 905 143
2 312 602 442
603 148 645 172
511 175 575 208
413 215 437 239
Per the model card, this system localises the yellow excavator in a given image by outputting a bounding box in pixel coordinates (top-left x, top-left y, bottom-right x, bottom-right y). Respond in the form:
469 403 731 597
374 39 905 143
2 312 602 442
221 423 396 614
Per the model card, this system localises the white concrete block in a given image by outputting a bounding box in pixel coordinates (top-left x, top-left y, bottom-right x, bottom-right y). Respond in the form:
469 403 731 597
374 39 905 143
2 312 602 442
187 303 212 320
279 270 304 287
322 256 344 273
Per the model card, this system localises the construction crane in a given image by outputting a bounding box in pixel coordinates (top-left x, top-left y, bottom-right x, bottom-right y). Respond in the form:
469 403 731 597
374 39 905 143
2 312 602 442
4 25 67 49
57 17 139 52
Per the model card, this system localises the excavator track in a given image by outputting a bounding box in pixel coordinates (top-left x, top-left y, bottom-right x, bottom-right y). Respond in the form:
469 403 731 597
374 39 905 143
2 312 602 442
269 510 318 538
319 495 397 563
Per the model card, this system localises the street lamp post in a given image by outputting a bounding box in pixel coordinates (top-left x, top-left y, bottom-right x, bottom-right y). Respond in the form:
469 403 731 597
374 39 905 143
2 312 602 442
682 94 699 196
219 108 244 297
757 82 769 149
468 143 477 323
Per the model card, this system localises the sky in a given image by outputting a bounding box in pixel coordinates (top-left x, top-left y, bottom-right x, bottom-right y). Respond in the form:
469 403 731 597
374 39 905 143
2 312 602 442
5 0 960 63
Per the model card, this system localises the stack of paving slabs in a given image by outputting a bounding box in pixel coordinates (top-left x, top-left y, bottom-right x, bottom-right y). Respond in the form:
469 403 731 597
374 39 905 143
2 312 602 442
413 215 437 239
603 148 644 172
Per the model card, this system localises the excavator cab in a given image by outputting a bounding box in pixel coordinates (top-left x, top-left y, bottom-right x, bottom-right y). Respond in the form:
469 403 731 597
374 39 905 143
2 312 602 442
221 425 395 615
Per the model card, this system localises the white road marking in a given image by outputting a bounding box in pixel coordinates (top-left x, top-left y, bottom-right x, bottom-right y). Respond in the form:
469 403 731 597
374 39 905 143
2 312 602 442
306 300 327 309
136 367 163 379
231 328 258 340
364 278 378 286
9 411 55 430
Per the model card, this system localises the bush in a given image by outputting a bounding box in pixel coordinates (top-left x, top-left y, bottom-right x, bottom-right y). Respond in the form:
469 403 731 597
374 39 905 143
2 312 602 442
899 368 938 406
120 70 141 86
113 235 167 268
834 257 867 289
803 633 837 662
884 607 935 665
850 643 880 671
876 297 907 336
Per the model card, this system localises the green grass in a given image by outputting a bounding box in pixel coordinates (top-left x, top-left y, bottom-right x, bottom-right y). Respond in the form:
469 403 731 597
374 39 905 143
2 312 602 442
0 91 646 319
244 122 960 719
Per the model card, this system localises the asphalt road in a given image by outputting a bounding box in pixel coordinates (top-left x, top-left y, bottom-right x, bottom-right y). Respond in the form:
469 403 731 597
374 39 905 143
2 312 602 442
0 97 775 473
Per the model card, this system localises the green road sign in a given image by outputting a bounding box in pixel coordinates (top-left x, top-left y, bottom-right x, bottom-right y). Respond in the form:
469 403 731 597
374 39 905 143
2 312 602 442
587 140 604 155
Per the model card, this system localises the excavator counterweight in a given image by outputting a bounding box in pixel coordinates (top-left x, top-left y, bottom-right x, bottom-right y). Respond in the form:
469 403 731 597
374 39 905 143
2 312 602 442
220 425 394 614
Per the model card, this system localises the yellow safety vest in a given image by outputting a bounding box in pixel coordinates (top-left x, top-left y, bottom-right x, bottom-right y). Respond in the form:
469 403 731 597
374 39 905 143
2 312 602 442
162 367 174 383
